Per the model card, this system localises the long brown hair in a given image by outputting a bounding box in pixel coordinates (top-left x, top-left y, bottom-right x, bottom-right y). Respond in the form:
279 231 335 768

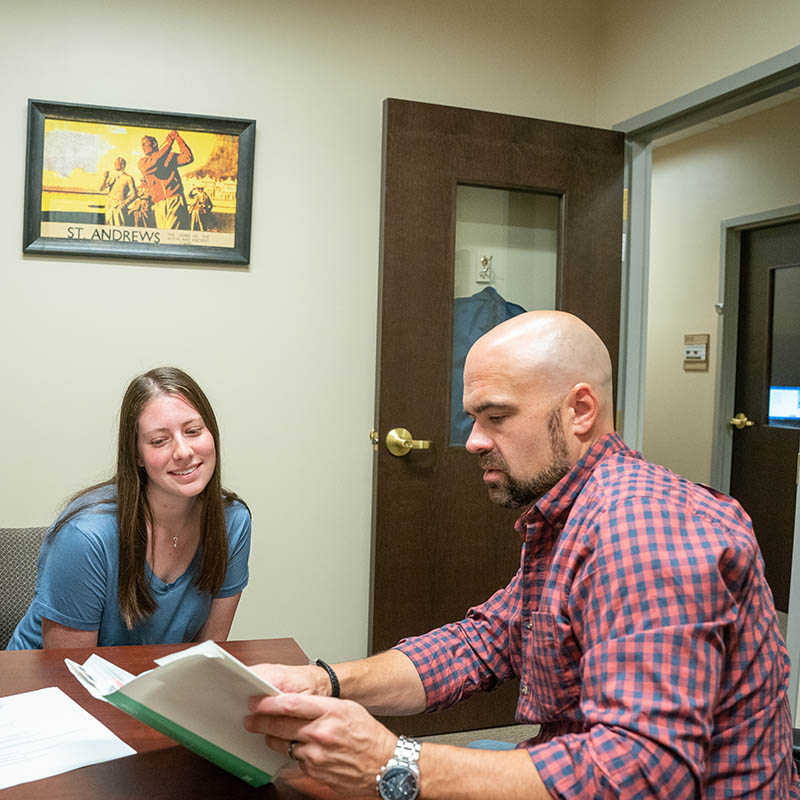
52 367 240 629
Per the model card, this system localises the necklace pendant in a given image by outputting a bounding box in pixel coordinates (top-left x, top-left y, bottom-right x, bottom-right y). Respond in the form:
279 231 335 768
172 536 179 548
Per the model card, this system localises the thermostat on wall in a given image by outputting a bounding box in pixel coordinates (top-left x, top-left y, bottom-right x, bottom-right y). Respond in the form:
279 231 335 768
683 333 709 371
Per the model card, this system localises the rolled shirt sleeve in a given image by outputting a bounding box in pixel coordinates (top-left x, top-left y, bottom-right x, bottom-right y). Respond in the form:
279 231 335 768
32 517 115 631
396 571 521 710
216 500 251 598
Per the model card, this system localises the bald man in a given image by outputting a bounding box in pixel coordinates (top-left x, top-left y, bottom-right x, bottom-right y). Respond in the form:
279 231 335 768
246 311 797 799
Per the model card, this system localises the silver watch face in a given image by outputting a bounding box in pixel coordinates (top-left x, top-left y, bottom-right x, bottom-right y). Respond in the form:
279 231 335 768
379 765 419 800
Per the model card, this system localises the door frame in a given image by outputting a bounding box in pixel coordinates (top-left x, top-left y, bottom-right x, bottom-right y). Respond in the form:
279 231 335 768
711 205 800 719
709 205 800 491
614 44 800 722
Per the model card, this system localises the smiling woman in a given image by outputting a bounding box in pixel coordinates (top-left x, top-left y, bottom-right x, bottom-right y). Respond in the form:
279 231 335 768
6 367 251 650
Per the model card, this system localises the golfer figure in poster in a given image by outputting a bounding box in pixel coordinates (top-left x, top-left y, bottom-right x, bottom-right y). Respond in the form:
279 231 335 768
99 157 137 226
138 130 194 230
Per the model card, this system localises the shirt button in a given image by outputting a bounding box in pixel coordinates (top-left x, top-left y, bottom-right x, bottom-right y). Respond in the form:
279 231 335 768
520 684 527 695
555 521 564 529
525 620 532 630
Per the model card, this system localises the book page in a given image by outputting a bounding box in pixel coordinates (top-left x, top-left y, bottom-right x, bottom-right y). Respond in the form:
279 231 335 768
119 651 285 776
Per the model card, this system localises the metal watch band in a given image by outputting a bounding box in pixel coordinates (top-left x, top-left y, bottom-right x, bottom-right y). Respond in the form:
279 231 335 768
392 736 421 765
376 735 421 797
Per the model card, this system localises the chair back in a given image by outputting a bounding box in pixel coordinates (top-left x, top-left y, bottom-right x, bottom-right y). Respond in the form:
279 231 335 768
0 527 49 649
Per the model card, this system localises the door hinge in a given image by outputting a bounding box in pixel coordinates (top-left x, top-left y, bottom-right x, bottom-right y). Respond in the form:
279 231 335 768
797 451 800 486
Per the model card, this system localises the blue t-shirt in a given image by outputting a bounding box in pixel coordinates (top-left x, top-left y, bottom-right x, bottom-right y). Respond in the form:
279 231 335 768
7 488 251 650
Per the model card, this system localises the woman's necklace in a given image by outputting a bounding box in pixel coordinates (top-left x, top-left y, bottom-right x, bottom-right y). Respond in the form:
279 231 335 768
172 536 179 548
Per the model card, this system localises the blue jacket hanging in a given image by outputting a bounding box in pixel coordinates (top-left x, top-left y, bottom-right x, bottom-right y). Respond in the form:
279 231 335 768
450 287 526 445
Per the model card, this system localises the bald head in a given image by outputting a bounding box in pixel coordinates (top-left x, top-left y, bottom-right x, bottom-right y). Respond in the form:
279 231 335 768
463 312 614 505
465 310 615 437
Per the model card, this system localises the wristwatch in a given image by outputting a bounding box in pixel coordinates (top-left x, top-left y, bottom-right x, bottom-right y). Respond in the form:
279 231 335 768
376 735 421 800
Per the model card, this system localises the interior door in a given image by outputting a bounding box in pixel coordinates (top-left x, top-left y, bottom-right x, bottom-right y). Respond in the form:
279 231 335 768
729 220 800 612
371 99 624 735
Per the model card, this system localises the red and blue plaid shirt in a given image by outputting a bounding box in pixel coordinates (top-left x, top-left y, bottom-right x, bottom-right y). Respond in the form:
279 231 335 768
396 433 798 798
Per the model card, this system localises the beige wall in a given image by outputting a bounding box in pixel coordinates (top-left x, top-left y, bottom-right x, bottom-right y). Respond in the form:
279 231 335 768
644 97 800 482
2 0 798 661
0 0 601 661
594 0 800 126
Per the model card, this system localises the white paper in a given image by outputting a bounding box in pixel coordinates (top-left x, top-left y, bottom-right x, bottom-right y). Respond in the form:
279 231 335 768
0 686 135 790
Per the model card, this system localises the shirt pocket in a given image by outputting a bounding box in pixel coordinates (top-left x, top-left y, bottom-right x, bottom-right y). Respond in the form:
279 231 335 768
522 611 582 720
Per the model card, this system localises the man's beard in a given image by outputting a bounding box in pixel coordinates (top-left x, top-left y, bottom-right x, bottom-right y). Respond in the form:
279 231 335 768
479 409 571 508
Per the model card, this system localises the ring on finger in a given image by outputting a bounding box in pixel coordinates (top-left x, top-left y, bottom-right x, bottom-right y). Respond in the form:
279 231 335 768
288 740 299 760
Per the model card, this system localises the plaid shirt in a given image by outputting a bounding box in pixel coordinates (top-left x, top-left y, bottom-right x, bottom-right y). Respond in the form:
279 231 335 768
396 433 798 798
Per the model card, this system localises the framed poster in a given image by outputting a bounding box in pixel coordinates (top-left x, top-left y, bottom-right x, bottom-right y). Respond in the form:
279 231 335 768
23 99 256 265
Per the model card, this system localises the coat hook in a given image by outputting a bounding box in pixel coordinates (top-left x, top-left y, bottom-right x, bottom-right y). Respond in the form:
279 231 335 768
477 255 494 283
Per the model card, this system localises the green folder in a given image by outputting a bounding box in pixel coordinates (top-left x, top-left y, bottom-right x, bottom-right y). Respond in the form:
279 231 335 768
66 640 287 787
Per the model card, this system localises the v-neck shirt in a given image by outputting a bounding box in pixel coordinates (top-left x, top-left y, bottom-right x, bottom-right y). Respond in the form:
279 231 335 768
7 487 250 649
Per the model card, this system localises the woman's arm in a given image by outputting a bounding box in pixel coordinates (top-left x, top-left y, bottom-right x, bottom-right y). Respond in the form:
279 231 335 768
194 593 242 641
41 617 99 648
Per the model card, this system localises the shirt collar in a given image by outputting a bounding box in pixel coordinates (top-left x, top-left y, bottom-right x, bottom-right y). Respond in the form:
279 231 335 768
514 431 633 535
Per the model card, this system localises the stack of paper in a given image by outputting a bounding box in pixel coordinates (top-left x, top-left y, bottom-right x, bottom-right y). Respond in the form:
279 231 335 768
0 686 135 790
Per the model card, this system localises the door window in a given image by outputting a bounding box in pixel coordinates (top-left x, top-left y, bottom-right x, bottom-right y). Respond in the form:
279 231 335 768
768 265 800 427
451 185 559 445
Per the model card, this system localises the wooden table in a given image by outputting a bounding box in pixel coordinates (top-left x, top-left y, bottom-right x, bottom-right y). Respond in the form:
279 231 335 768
1 639 345 800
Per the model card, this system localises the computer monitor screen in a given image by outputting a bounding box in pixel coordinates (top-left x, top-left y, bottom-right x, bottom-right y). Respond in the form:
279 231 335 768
768 386 800 421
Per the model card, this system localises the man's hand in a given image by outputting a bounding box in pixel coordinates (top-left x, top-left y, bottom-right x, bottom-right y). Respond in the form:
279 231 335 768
249 662 332 696
246 692 396 796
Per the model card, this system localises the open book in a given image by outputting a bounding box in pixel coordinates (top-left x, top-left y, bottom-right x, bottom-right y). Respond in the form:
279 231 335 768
66 640 287 787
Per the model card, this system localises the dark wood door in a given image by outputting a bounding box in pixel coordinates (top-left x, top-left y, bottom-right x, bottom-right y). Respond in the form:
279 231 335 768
730 220 800 612
371 99 624 735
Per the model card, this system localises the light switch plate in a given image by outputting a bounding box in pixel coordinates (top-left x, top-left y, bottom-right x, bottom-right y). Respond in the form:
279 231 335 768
683 333 709 371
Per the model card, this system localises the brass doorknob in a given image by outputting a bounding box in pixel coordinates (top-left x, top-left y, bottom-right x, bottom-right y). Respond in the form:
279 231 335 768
385 427 433 457
729 412 755 430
